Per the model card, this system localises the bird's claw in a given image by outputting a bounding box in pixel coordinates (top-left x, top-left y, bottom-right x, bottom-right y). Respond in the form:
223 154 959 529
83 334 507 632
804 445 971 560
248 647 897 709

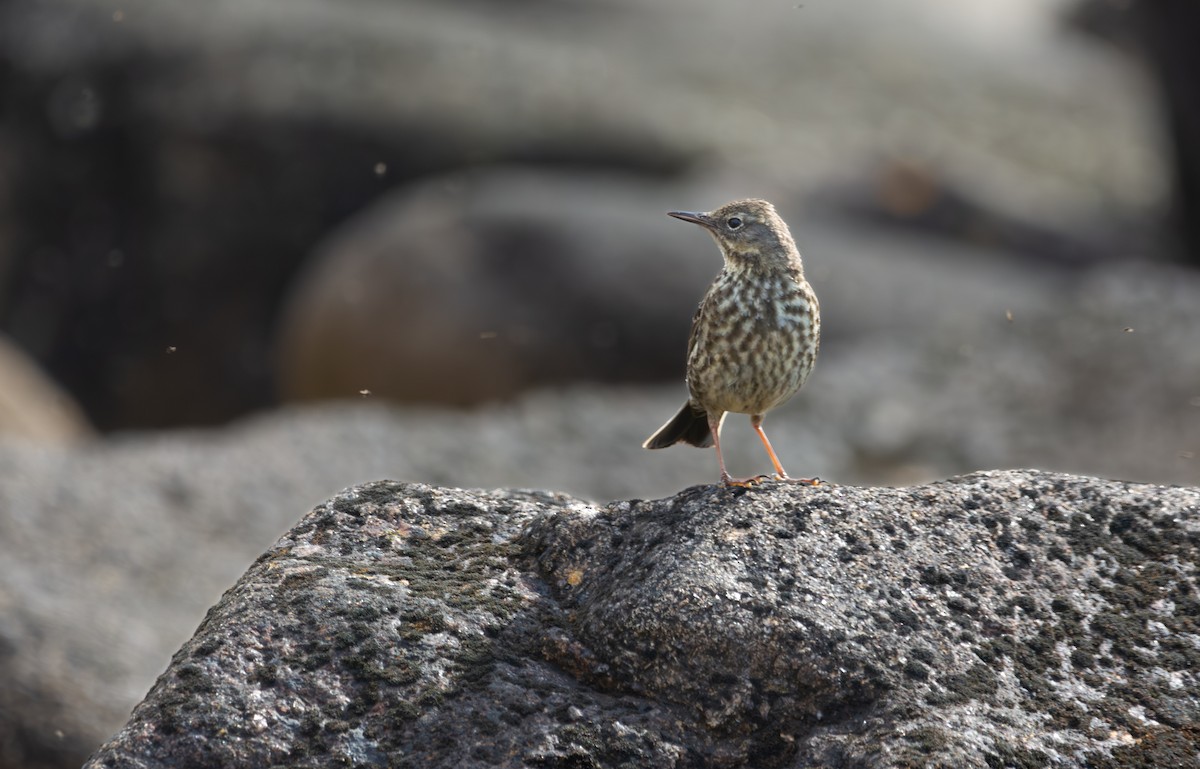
721 474 771 488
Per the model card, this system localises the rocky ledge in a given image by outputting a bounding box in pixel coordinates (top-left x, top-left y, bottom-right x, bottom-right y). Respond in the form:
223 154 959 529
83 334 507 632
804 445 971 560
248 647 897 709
86 471 1200 768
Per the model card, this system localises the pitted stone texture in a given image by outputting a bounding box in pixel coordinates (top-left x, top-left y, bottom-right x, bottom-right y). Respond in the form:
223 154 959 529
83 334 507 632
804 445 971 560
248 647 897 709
88 472 1200 768
530 471 1200 767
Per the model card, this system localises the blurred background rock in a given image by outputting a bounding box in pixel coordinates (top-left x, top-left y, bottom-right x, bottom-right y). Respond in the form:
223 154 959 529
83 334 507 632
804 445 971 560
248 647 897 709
1 0 1199 766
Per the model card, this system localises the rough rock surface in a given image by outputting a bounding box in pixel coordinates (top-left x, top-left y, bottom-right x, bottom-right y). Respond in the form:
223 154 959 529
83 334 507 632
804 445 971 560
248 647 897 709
86 471 1200 768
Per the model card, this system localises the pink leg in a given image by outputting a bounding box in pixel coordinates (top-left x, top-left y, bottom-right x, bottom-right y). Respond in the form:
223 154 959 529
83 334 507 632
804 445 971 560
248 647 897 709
707 411 733 485
752 414 819 484
751 414 788 479
710 412 772 487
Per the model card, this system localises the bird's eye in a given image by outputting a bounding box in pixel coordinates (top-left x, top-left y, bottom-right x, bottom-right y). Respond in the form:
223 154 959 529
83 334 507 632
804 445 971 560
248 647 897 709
726 216 743 230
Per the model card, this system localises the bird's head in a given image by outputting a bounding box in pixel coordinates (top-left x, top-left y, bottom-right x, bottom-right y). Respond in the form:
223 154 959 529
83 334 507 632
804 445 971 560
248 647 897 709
667 198 799 269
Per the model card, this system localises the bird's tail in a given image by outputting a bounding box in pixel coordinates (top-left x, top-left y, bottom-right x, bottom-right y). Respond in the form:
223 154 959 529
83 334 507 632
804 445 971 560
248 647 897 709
643 402 715 449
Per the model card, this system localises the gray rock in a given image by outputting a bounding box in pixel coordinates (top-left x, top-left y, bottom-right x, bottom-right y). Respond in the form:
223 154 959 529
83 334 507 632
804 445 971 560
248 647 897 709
0 393 708 769
802 260 1200 488
0 332 92 443
274 168 713 406
86 471 1200 768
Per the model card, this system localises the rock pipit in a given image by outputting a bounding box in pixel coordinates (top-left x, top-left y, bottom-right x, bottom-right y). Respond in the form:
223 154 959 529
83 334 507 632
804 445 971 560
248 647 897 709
644 199 820 486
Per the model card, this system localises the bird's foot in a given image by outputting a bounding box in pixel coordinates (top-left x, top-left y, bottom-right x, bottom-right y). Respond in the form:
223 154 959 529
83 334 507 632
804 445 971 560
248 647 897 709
721 474 771 488
777 475 825 486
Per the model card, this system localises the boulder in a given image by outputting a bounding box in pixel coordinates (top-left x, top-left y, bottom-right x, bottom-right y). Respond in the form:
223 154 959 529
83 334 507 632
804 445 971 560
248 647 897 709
86 471 1200 768
274 169 712 406
0 332 92 444
0 393 709 769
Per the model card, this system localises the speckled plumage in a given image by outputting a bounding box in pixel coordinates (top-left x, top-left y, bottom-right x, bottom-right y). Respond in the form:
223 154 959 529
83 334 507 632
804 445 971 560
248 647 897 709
644 199 820 485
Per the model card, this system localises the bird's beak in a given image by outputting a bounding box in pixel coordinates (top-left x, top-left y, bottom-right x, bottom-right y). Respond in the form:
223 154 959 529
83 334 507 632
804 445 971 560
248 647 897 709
667 210 714 229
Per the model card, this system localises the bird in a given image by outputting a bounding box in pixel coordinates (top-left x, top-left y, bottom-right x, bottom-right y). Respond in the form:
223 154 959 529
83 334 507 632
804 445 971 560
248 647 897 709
643 198 820 486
